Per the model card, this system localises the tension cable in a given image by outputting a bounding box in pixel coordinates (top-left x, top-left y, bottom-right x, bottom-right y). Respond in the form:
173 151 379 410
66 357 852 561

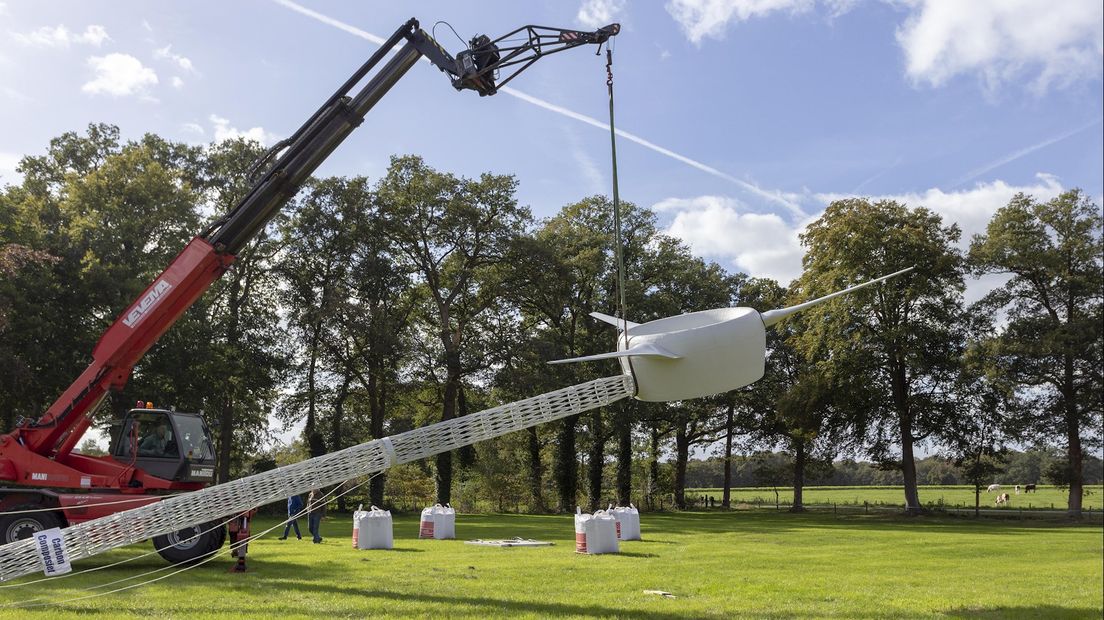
605 47 630 350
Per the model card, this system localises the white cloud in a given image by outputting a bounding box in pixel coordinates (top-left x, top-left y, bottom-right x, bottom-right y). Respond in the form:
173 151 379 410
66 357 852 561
12 25 71 47
171 76 184 89
897 0 1104 92
77 25 110 46
0 152 22 185
209 114 277 145
823 0 859 18
658 174 1069 296
11 24 110 48
182 122 205 135
82 53 158 97
665 0 814 45
666 1 1103 92
657 195 809 284
817 173 1066 248
153 44 196 73
577 0 626 29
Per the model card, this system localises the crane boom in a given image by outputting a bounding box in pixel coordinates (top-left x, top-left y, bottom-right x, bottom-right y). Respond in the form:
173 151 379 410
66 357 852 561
0 17 618 487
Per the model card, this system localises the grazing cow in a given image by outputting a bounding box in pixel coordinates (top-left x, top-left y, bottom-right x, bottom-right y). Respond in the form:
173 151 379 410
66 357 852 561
986 484 1001 493
1024 484 1036 493
1015 485 1021 494
995 493 1010 506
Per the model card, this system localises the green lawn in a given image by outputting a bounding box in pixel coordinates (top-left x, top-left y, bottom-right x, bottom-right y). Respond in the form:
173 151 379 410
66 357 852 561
686 485 1104 512
0 511 1100 619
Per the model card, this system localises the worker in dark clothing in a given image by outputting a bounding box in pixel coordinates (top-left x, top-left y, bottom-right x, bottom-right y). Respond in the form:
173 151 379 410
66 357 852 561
278 493 304 540
307 488 325 543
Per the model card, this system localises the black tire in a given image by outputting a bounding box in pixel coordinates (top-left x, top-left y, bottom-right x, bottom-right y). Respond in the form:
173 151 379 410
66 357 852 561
211 519 227 550
152 521 225 564
0 503 62 544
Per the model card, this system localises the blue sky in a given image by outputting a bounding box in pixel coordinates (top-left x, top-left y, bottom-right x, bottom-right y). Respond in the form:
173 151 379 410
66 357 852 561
1 0 1101 292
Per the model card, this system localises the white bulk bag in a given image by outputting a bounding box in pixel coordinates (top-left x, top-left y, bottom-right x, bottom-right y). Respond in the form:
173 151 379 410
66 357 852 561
352 504 367 548
353 505 393 550
419 503 455 540
574 508 588 553
436 504 456 539
574 507 619 554
611 504 641 541
419 506 435 539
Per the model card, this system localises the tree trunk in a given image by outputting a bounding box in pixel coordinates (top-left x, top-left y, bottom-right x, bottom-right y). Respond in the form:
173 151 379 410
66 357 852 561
615 404 632 506
587 410 604 511
526 426 545 512
368 365 385 508
217 393 234 484
648 426 661 510
435 370 459 505
790 440 806 513
331 377 350 512
892 359 921 514
554 414 579 512
722 403 734 509
304 321 326 458
900 423 921 515
457 384 475 468
216 268 243 484
674 423 689 510
1064 352 1083 517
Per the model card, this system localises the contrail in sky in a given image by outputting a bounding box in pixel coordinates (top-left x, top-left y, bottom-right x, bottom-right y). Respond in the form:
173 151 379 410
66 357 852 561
271 0 807 218
954 117 1103 187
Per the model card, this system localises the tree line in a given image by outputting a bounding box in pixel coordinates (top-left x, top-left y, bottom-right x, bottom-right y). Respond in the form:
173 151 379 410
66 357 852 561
683 449 1104 490
1 125 1100 517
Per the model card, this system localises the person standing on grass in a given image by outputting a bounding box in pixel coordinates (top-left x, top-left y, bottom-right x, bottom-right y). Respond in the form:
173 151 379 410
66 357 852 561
279 493 304 540
307 488 326 543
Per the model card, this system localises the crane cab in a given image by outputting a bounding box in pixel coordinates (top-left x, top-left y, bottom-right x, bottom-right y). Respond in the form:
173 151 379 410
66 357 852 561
109 408 217 483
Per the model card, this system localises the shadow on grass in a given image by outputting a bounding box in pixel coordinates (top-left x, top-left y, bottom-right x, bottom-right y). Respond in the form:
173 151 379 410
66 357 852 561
943 604 1102 619
254 578 699 620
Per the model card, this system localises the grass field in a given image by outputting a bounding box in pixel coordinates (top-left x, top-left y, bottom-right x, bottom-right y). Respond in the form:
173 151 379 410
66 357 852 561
0 510 1100 619
686 485 1104 512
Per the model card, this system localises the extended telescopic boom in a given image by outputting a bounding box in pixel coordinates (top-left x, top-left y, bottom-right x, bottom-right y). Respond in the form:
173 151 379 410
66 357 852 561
0 17 618 486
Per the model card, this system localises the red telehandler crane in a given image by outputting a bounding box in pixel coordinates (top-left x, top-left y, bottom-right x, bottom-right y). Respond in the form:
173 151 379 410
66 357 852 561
0 17 618 563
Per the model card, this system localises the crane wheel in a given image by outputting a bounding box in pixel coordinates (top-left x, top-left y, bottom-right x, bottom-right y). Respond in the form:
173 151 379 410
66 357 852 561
153 521 226 564
0 503 63 545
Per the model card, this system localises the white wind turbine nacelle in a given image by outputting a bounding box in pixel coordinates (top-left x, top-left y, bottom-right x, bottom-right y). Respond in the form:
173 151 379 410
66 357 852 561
550 267 913 402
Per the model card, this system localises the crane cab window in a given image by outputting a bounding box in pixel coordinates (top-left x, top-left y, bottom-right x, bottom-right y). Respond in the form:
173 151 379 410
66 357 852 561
114 411 179 459
173 414 214 461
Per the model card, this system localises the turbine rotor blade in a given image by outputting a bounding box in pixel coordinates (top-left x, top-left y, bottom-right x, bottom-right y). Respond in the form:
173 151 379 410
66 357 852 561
760 266 915 328
589 311 640 331
548 343 681 365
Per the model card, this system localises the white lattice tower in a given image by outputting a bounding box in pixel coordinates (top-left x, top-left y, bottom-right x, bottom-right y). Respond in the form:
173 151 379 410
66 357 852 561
0 374 633 582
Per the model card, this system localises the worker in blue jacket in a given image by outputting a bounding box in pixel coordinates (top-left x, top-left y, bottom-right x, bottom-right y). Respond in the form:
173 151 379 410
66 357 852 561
279 493 304 540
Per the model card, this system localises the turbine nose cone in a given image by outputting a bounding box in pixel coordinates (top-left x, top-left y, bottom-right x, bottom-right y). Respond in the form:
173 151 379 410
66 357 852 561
629 307 766 402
